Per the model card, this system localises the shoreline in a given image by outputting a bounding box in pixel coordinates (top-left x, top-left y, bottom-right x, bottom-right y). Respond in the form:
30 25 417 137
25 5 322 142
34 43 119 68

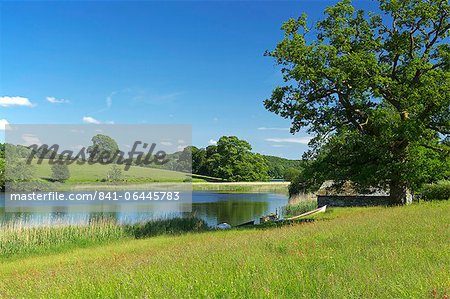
192 181 289 193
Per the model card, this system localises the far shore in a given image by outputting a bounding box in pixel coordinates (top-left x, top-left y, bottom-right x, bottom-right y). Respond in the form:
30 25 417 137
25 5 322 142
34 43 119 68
192 181 289 193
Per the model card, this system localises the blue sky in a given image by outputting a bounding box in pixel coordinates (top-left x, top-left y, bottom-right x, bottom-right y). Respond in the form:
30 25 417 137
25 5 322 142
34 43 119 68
0 1 378 159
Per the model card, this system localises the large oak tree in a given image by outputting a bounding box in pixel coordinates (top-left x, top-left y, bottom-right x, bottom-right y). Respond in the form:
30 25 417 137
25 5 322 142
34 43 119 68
264 0 449 203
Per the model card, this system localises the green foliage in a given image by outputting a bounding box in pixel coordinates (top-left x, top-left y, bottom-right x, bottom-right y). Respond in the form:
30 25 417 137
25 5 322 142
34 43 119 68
0 202 448 297
262 155 304 179
4 144 36 185
4 143 33 159
207 136 270 181
0 158 4 191
281 200 317 217
190 136 270 182
264 0 450 203
51 163 70 182
420 181 450 200
106 165 123 182
283 167 301 181
288 160 323 195
174 146 192 172
192 182 288 193
87 134 119 162
128 217 209 238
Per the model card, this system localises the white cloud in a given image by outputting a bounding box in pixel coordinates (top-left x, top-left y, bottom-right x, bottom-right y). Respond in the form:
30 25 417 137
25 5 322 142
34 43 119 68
21 134 42 146
0 119 9 130
265 137 311 144
177 145 187 151
271 144 286 148
47 96 69 104
82 116 101 124
161 141 173 146
106 91 116 109
0 96 33 107
208 139 217 146
82 116 114 124
258 127 290 131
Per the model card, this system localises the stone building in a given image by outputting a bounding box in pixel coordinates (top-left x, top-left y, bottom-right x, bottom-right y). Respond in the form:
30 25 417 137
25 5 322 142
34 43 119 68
317 180 412 207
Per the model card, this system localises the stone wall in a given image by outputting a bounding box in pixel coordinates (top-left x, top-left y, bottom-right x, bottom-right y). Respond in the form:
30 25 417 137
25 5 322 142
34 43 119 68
317 195 394 207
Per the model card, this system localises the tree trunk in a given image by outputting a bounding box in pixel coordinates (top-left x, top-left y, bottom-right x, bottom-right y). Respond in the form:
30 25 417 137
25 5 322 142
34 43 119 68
389 139 409 205
389 180 408 205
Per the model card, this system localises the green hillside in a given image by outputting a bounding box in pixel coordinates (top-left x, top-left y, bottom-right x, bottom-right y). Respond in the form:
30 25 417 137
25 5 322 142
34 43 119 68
30 159 193 183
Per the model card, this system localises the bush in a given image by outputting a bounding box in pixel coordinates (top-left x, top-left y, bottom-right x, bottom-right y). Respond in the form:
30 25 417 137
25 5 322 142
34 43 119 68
420 181 450 201
283 167 301 182
0 158 4 191
51 163 70 182
106 165 123 182
281 200 317 217
129 217 209 238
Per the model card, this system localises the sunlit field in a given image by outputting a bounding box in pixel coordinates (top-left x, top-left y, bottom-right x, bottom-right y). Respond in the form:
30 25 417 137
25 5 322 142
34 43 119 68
0 201 448 298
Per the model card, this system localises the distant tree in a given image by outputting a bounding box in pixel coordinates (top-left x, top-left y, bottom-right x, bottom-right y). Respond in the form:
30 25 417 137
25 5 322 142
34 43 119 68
283 167 302 182
0 143 4 159
87 134 119 163
2 144 52 192
176 146 193 172
51 163 70 182
4 144 35 182
205 136 269 181
0 158 5 191
106 165 123 182
263 155 304 179
264 0 450 203
191 146 207 174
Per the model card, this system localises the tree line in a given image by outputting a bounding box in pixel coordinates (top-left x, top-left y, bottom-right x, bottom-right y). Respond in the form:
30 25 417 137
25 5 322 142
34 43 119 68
0 135 304 190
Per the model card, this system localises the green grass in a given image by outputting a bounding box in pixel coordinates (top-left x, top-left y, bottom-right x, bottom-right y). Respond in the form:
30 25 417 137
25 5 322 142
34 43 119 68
0 201 448 298
0 217 209 259
0 217 128 259
281 200 318 217
30 159 196 183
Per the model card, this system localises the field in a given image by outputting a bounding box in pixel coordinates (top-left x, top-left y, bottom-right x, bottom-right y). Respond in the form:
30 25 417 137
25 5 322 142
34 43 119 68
0 201 448 298
26 160 291 192
31 159 190 182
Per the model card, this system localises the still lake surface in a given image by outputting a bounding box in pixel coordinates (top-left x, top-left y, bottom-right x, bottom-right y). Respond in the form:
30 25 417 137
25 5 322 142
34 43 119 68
0 192 288 227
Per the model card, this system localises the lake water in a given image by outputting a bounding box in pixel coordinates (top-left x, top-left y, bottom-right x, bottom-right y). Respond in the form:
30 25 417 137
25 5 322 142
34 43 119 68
0 192 288 227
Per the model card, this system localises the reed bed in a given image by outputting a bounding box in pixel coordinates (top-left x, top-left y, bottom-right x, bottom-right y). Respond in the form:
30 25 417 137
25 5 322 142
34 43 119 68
0 216 208 258
0 217 127 257
281 193 318 217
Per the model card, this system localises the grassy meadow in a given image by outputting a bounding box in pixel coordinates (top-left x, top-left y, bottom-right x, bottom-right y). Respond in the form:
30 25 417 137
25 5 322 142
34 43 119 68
31 159 191 183
0 201 448 298
26 159 291 192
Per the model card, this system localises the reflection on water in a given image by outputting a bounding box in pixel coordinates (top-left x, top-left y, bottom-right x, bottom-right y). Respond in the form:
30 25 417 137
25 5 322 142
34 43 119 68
0 192 288 226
